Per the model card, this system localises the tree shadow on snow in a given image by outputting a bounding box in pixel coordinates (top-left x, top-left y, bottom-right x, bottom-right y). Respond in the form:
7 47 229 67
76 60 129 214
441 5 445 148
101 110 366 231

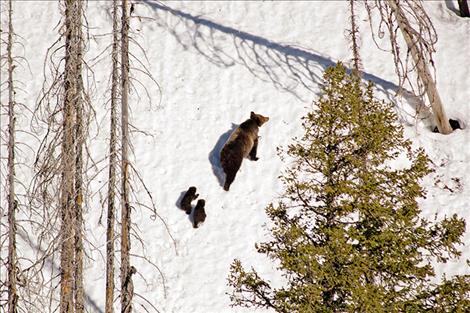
16 230 104 313
208 123 237 187
142 0 421 121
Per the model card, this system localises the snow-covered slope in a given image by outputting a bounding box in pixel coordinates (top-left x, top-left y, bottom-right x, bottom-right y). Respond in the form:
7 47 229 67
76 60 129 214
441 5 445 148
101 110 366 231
2 1 469 312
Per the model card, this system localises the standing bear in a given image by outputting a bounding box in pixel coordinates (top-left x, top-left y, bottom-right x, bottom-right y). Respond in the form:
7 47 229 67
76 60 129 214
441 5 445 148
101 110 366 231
220 112 269 191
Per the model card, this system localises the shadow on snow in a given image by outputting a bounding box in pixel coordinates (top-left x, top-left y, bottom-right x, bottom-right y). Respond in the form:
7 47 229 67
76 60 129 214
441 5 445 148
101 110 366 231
208 123 237 188
142 0 412 107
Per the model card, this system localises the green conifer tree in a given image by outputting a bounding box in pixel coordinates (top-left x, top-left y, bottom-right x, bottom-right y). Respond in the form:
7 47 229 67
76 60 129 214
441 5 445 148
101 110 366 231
228 63 470 312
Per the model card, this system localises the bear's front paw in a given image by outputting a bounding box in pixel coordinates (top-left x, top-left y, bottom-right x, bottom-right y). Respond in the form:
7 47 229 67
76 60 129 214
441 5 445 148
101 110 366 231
252 157 259 161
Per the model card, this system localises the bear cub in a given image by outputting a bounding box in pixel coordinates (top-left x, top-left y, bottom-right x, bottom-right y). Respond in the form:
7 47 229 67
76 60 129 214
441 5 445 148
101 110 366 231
220 112 269 191
193 199 206 229
180 186 199 214
432 119 463 133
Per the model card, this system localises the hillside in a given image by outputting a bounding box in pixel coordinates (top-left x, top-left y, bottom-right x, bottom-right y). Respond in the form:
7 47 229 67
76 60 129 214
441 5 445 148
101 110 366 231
1 1 469 312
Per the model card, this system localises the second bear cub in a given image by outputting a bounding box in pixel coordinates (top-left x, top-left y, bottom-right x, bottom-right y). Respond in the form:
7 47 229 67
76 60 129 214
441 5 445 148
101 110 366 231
193 199 206 228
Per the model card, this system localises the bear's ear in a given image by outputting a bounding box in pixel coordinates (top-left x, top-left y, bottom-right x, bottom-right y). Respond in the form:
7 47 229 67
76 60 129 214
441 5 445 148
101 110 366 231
250 111 256 119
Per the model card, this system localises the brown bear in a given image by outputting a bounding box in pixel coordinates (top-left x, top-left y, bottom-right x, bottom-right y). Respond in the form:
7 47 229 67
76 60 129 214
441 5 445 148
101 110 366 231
220 112 269 191
193 199 206 228
180 186 199 214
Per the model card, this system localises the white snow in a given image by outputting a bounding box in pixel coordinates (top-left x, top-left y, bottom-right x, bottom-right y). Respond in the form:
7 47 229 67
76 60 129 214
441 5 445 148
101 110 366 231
1 1 469 312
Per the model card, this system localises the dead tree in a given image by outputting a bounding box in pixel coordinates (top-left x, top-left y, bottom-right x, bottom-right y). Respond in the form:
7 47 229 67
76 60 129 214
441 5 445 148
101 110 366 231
60 1 81 312
349 0 362 78
1 2 52 311
28 0 89 311
120 0 133 312
365 0 453 134
6 0 18 312
73 1 85 312
106 1 120 312
88 2 174 311
60 1 88 312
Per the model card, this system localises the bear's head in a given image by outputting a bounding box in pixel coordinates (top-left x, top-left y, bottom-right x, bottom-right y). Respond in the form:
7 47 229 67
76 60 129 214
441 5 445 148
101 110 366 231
250 111 269 126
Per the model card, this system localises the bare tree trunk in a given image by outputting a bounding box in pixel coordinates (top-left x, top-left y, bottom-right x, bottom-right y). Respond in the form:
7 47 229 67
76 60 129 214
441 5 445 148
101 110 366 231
7 1 18 312
349 0 362 78
61 0 79 312
388 0 453 134
458 0 470 17
106 1 120 313
120 0 134 312
73 1 85 312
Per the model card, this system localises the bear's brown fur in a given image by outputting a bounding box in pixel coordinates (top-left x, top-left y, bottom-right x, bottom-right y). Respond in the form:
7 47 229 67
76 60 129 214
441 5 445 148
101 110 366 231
180 186 199 214
220 112 269 191
193 199 206 228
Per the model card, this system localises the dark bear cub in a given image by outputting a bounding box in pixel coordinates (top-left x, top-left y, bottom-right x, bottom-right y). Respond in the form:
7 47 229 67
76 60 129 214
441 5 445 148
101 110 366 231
432 119 463 133
220 112 269 191
193 199 206 228
180 186 199 214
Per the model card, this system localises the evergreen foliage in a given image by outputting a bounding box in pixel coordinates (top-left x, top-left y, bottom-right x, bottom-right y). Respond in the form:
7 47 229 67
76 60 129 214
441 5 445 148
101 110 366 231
227 63 470 312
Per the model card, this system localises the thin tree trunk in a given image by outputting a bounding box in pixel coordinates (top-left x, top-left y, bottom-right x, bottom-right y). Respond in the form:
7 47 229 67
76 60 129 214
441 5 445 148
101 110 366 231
106 1 120 312
458 0 470 17
388 0 453 134
349 0 362 78
7 0 18 312
61 0 78 312
73 1 84 312
120 0 133 312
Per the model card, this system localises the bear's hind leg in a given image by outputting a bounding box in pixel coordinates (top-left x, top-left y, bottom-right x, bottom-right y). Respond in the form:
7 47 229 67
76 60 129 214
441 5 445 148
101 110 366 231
223 172 236 191
223 158 242 191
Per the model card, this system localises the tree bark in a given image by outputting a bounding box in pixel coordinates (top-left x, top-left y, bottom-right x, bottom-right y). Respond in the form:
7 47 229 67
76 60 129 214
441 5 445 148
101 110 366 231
388 0 453 134
106 1 120 313
349 0 362 78
458 0 470 17
120 0 133 312
60 0 79 312
7 1 18 312
73 1 85 312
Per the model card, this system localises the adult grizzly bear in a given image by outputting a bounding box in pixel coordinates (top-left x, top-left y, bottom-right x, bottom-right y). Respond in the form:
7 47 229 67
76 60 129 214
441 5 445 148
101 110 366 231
220 112 269 191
